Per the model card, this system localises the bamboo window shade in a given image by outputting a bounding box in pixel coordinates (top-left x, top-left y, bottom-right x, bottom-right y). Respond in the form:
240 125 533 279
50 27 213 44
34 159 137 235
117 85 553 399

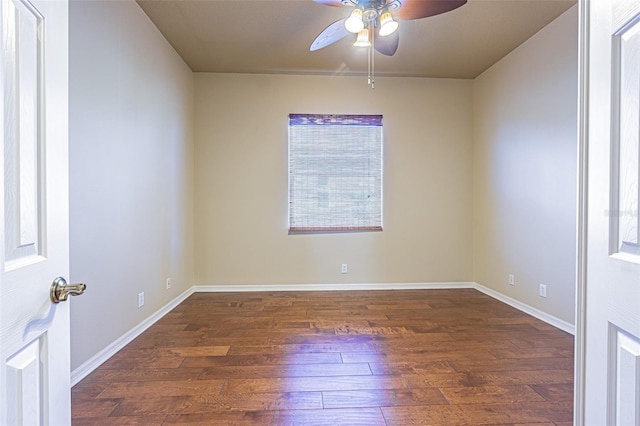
288 114 383 232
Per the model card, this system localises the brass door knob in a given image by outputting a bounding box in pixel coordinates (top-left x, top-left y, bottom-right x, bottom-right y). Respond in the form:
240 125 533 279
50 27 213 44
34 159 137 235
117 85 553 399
50 277 86 303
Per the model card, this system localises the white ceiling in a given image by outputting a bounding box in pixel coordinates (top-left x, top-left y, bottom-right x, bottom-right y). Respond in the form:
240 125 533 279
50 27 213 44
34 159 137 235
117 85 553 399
136 0 576 79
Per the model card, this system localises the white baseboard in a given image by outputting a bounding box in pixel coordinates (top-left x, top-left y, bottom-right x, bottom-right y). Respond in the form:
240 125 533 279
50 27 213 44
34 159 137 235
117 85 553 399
70 287 195 386
195 282 475 292
473 282 575 335
70 280 573 386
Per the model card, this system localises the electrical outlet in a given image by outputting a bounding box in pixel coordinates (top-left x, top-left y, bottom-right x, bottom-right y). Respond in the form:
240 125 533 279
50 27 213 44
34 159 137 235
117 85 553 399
341 264 348 274
508 274 515 286
166 278 172 289
539 284 547 298
138 292 145 308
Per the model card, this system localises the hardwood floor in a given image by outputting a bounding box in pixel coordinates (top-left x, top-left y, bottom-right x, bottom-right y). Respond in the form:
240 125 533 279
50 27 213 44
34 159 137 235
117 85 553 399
72 289 574 425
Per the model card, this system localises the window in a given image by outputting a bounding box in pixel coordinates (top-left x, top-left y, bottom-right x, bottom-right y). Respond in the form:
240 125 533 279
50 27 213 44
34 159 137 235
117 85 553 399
288 114 383 232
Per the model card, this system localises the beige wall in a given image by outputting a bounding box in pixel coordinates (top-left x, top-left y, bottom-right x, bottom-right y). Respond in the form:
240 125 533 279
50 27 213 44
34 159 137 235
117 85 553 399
194 74 474 285
472 6 578 324
69 0 194 369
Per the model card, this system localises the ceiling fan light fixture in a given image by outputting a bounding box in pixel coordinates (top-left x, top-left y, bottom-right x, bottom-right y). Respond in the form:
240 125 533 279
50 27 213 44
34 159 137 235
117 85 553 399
353 28 371 47
378 12 398 37
345 8 364 33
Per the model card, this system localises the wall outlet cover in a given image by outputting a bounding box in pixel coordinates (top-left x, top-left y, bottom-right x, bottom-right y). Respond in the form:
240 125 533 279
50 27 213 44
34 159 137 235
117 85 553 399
539 284 547 298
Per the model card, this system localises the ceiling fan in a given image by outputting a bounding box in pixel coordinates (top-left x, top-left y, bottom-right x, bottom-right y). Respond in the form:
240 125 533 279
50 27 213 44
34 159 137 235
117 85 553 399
310 0 467 56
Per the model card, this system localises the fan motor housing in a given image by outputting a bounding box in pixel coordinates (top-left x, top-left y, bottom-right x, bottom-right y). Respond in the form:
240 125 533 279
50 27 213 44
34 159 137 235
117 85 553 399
342 0 401 11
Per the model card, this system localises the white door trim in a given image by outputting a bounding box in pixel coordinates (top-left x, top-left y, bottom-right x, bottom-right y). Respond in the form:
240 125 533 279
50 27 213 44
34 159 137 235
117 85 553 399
574 1 590 425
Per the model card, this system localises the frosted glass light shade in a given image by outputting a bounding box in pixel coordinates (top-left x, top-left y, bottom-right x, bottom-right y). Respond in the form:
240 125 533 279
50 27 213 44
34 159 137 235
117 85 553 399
345 9 364 33
353 28 371 47
378 12 398 37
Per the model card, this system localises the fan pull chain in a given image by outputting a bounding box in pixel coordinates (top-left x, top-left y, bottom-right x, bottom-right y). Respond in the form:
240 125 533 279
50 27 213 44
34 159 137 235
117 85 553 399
367 43 371 86
371 30 375 89
368 22 375 89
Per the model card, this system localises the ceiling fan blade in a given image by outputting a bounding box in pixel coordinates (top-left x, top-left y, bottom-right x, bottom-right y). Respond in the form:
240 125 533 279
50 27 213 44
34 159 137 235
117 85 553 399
395 0 466 21
310 19 351 51
312 0 348 6
374 29 399 56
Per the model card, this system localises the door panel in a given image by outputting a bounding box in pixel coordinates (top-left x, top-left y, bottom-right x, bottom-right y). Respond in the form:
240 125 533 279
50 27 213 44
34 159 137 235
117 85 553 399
6 338 43 425
583 0 640 424
3 0 43 267
610 326 640 425
0 0 70 424
610 11 640 261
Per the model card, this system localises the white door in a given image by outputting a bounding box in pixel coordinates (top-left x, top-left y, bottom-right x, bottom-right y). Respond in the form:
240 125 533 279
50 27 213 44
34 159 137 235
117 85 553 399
580 0 640 424
0 0 75 424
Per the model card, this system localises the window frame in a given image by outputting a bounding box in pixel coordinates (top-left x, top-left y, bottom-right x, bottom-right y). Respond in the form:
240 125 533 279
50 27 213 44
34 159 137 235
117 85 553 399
287 113 384 233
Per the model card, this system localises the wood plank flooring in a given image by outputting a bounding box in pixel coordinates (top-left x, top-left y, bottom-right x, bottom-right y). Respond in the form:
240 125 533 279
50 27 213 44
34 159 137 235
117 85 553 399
72 289 574 425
